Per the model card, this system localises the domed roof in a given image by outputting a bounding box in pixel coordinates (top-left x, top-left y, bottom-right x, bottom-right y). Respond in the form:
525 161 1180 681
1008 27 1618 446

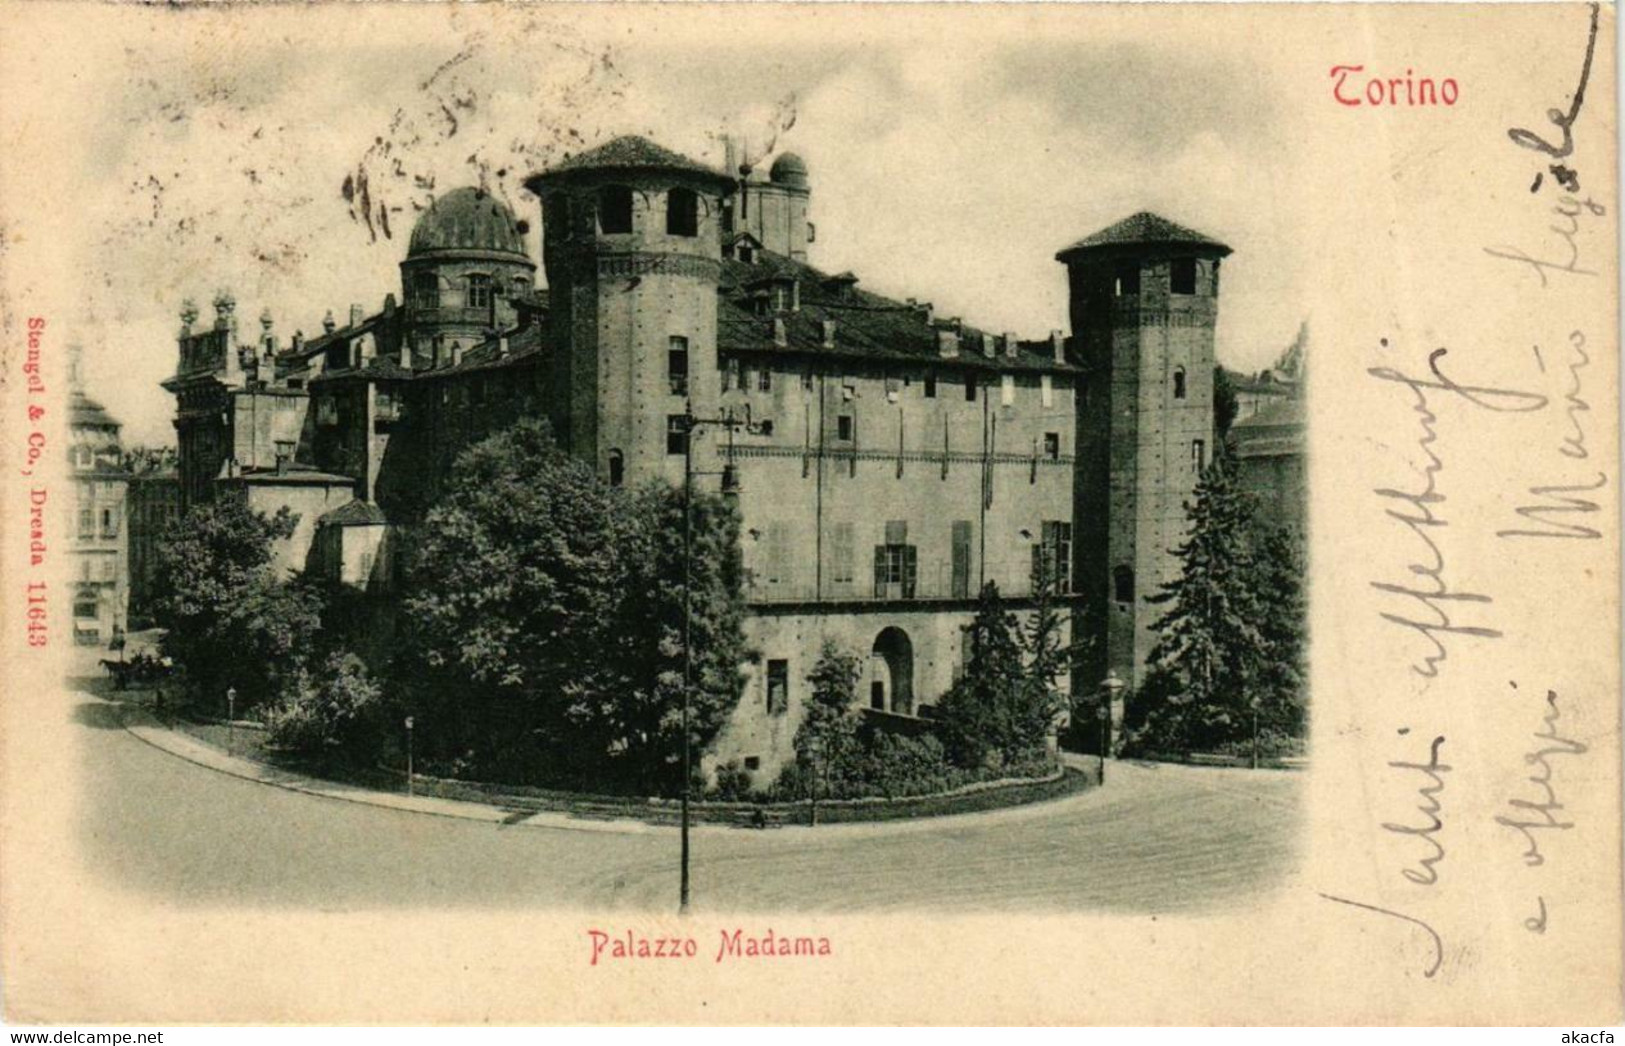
408 187 530 260
769 152 809 188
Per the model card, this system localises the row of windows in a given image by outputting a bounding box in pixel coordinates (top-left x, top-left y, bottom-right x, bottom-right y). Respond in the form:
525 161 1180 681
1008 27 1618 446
1110 257 1214 297
561 186 700 238
411 272 528 309
77 507 120 539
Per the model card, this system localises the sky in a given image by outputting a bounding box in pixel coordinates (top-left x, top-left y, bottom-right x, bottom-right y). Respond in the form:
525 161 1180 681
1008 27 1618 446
55 5 1311 448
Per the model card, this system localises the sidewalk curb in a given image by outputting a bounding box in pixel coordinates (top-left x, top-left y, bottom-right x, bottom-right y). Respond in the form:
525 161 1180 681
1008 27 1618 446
112 698 1125 840
115 701 661 836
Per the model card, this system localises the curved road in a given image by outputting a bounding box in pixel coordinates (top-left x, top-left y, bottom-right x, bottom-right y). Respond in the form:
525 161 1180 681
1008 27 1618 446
73 692 1303 914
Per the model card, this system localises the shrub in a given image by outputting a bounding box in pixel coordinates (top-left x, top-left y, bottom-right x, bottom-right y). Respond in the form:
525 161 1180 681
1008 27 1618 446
264 652 385 761
708 760 758 801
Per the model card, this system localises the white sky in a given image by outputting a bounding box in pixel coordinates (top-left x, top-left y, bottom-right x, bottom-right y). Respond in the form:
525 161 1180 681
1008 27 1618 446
56 6 1310 448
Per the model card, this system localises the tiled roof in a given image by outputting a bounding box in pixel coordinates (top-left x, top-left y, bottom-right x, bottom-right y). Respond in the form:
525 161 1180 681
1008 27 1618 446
716 252 1073 373
318 499 389 526
309 354 416 385
415 322 548 380
526 135 733 188
1057 211 1230 260
71 392 121 429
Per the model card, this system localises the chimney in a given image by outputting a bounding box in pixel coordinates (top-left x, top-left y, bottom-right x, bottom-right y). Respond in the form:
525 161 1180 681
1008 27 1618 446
450 341 464 367
1004 332 1020 359
383 293 398 316
274 439 294 476
772 317 788 348
291 331 304 352
790 279 801 313
349 303 364 327
980 333 996 359
400 343 412 369
357 334 375 363
497 335 510 359
260 308 276 356
322 309 336 334
821 320 836 349
937 329 960 358
1050 329 1065 364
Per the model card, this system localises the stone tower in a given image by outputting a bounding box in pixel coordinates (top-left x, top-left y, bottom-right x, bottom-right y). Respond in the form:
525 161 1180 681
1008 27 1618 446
1059 212 1232 697
399 187 537 368
525 136 736 488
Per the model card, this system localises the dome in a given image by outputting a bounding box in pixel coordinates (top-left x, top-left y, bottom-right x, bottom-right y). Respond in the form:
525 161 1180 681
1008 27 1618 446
769 152 809 189
408 187 529 260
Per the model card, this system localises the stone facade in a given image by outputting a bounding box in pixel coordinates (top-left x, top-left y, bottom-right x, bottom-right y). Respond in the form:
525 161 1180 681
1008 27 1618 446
168 134 1247 786
69 349 130 647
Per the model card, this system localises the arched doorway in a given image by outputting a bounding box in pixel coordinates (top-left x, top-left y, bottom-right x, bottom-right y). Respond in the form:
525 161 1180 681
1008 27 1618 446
869 627 915 715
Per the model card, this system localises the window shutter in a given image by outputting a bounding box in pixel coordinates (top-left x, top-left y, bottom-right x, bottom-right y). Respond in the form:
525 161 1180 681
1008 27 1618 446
904 545 918 598
1032 542 1044 588
873 546 887 598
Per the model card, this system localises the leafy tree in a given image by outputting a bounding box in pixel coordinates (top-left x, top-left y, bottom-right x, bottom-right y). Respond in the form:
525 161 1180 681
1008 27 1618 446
1133 449 1267 750
398 418 641 781
601 483 750 793
935 582 1060 768
264 652 385 760
397 417 748 793
781 640 864 794
152 497 322 710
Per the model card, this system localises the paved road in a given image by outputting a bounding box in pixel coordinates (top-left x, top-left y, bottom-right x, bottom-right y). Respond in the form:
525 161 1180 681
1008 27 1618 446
73 691 1303 914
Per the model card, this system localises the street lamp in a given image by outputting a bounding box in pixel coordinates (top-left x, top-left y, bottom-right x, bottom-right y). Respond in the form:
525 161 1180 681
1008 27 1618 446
405 716 415 796
677 401 768 915
1098 669 1126 785
225 686 237 756
1249 697 1261 770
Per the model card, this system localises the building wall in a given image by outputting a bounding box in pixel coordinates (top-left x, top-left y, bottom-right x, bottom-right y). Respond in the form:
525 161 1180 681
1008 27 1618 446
733 181 810 261
1069 253 1221 692
127 473 180 623
232 481 358 580
399 256 534 365
712 602 1072 785
540 174 725 487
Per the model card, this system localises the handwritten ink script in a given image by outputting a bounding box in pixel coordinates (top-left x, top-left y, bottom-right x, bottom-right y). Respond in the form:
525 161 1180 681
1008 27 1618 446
1328 3 1612 982
1498 684 1589 933
1508 2 1600 193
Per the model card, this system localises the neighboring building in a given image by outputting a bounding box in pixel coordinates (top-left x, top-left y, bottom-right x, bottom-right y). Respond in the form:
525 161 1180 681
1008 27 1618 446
126 466 181 624
68 348 130 647
1233 396 1306 538
166 135 1245 782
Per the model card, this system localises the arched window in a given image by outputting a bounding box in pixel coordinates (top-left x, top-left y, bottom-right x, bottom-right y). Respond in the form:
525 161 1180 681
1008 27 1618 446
1113 565 1135 605
666 187 698 237
598 185 633 234
466 274 491 310
607 449 624 487
413 271 439 309
1173 367 1187 400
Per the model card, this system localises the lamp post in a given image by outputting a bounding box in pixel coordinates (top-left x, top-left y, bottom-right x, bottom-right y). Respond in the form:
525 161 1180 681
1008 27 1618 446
1098 669 1125 785
1249 697 1261 770
677 401 766 915
405 716 415 796
225 686 237 757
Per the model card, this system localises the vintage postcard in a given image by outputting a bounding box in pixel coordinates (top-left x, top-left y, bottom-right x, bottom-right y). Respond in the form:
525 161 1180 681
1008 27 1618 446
0 0 1618 1027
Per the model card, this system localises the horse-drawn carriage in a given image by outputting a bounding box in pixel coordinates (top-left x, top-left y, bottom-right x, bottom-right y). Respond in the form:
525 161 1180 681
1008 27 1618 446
100 651 172 691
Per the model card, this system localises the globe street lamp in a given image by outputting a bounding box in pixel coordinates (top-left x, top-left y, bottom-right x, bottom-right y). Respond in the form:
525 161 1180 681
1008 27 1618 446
1098 669 1126 785
405 716 416 796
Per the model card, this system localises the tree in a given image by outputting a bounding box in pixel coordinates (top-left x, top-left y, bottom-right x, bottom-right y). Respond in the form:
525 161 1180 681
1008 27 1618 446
396 417 749 793
1134 449 1266 750
600 483 750 793
152 497 322 709
935 582 1059 768
788 640 864 792
264 652 385 761
1251 525 1307 738
398 418 641 782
